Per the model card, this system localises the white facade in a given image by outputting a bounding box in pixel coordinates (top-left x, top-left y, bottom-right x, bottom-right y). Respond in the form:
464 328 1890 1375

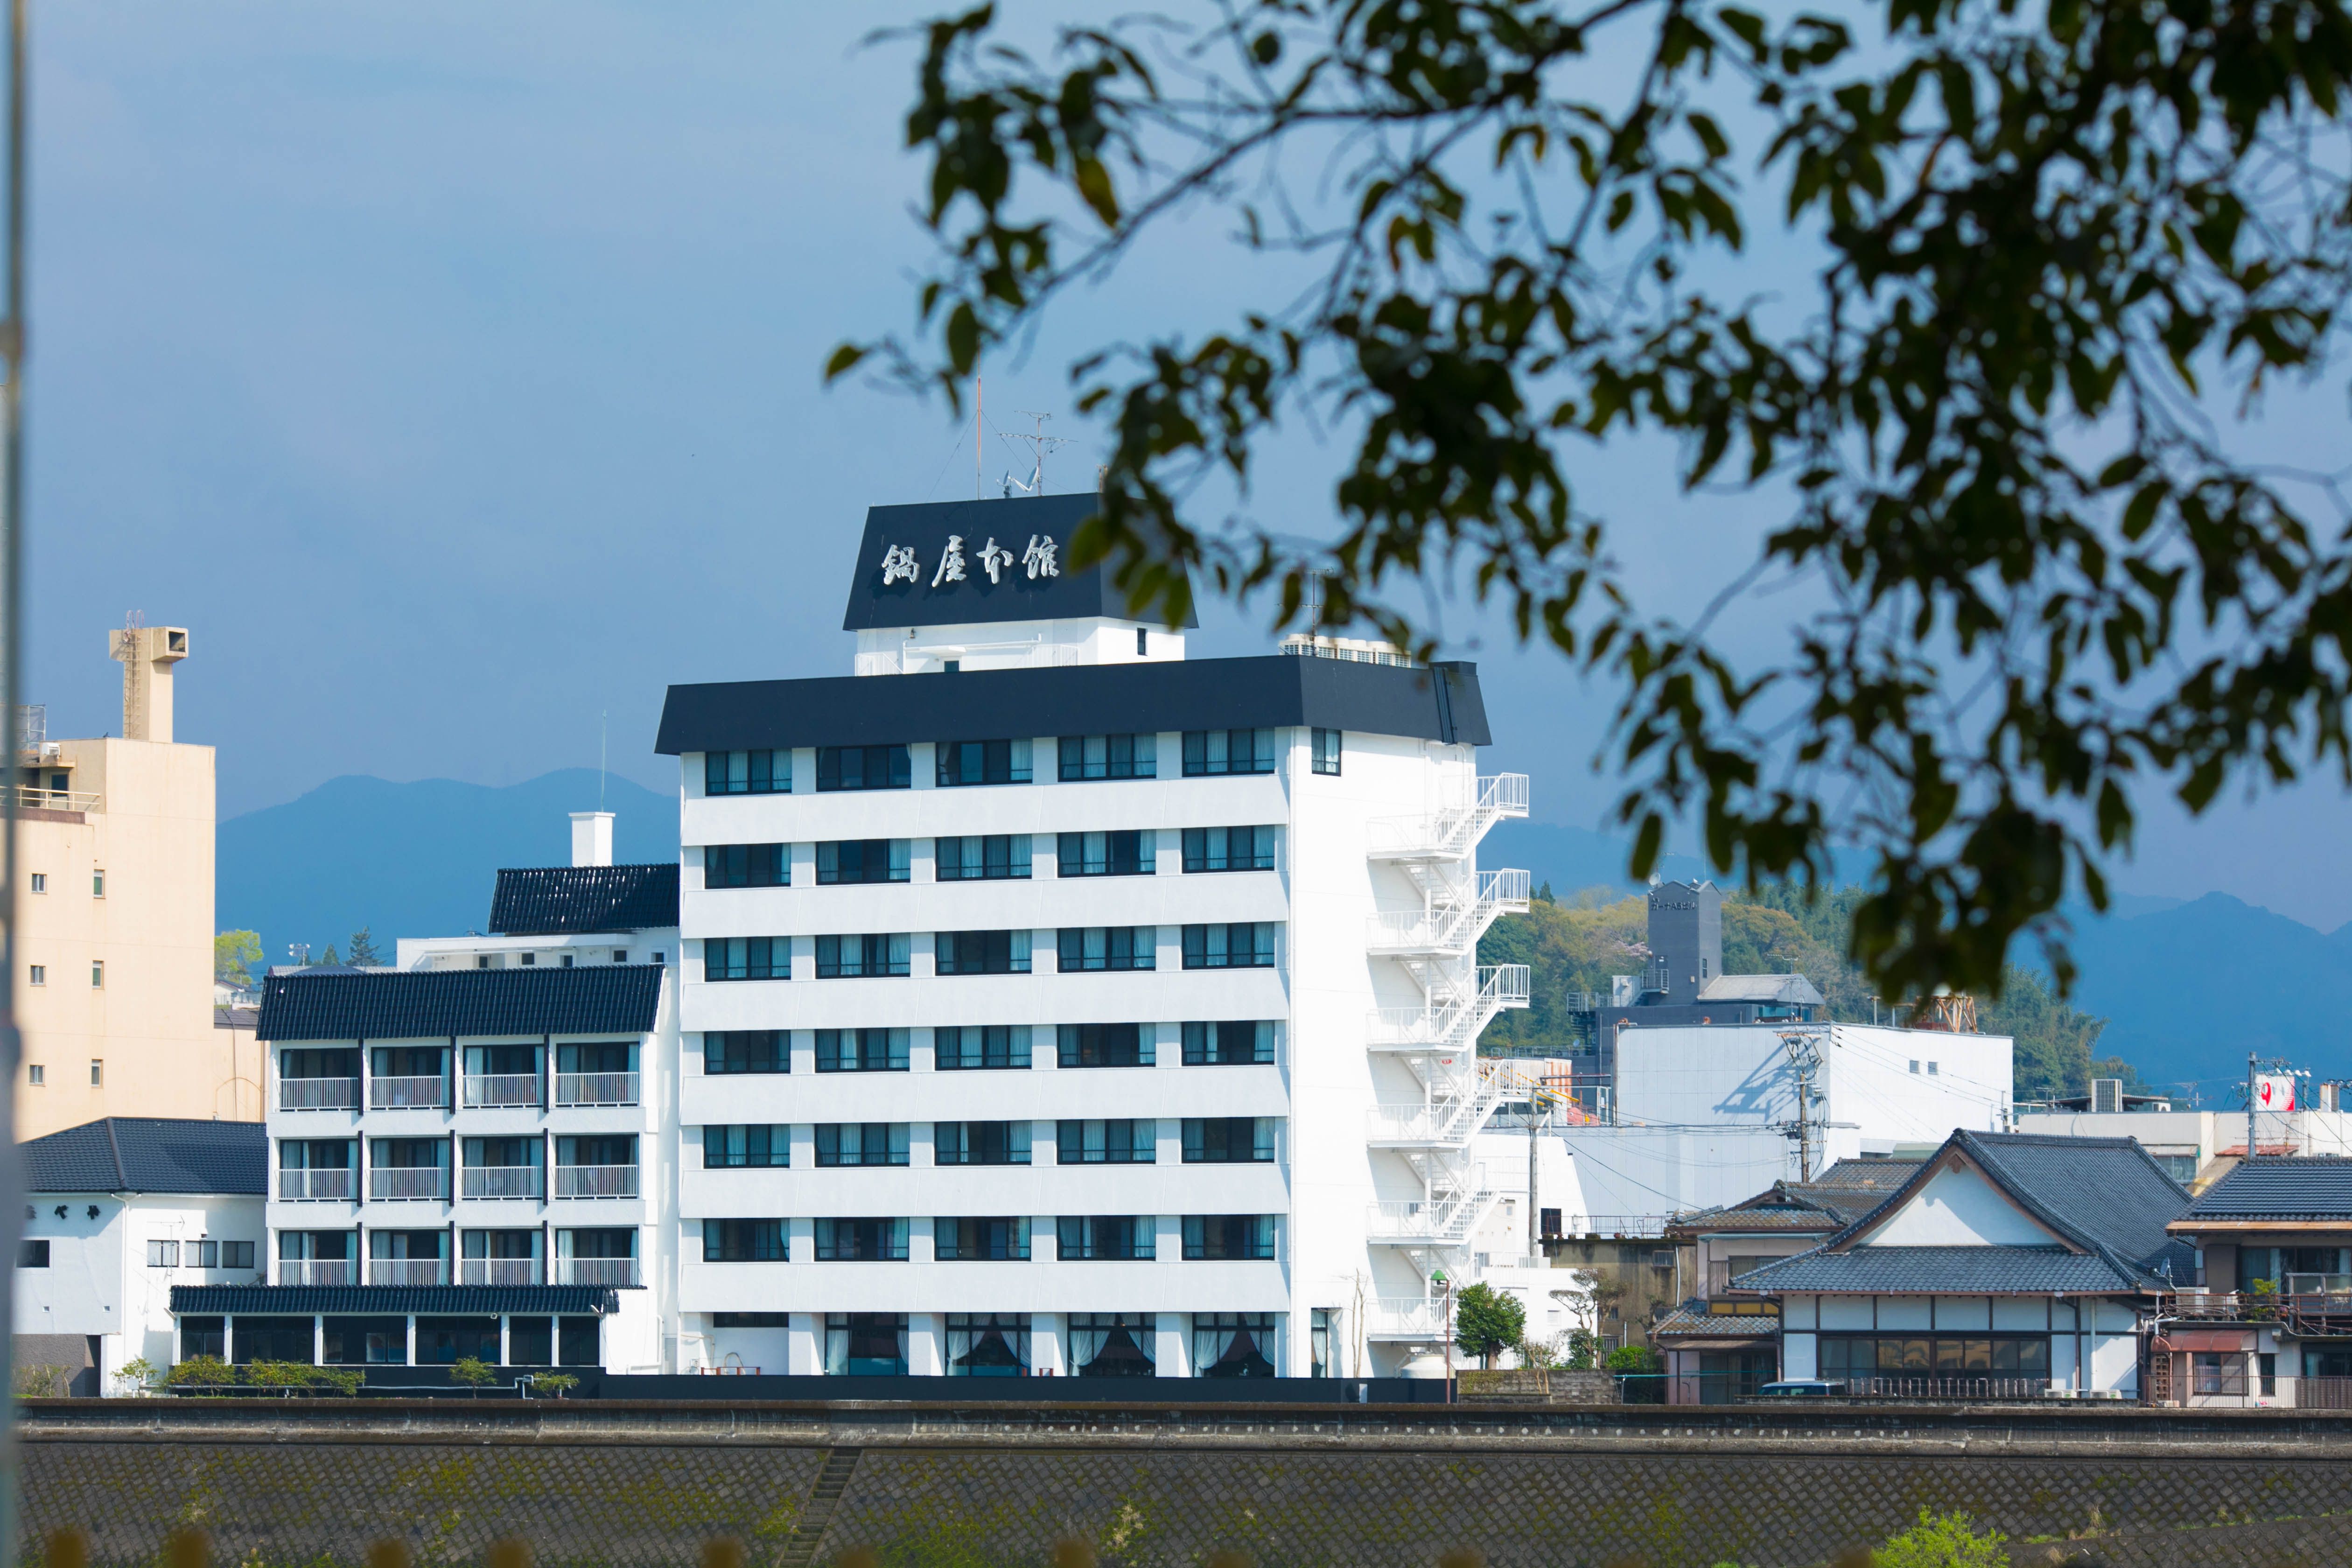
15 1187 264 1391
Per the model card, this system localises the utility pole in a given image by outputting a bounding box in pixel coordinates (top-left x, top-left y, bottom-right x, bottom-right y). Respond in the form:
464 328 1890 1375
1780 1029 1824 1182
0 1 30 1550
2249 1051 2258 1164
1526 1084 1540 1260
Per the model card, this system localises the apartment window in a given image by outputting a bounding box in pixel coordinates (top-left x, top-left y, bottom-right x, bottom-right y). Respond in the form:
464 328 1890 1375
703 1125 790 1169
936 738 1032 786
935 1120 1032 1166
92 869 105 897
704 1030 788 1075
824 1312 909 1373
90 961 104 989
1183 923 1276 970
1183 1020 1276 1066
701 1219 786 1262
1057 830 1151 878
16 1240 47 1268
26 966 41 988
934 1216 1029 1261
1195 1313 1279 1377
1183 1117 1277 1164
704 749 788 795
521 953 537 966
88 1060 102 1086
1309 728 1342 775
814 1028 909 1073
711 1313 790 1329
1817 1336 2051 1379
1057 1119 1155 1165
814 933 910 978
1058 926 1154 972
945 1313 1031 1377
1182 826 1276 873
1069 1313 1155 1376
1182 729 1276 776
185 1240 254 1270
477 956 492 969
817 839 910 885
1058 733 1157 781
1310 1308 1333 1377
1057 1023 1152 1068
937 929 1031 975
815 1217 910 1261
934 1024 1029 1071
815 1123 910 1167
702 936 787 982
1183 1214 1277 1260
1056 1215 1154 1260
148 1240 180 1268
816 744 911 791
28 873 42 894
704 843 788 888
25 1064 40 1086
935 833 1032 881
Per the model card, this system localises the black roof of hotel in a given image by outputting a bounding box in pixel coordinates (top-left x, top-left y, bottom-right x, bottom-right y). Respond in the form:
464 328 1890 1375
489 863 679 935
171 1285 620 1316
658 653 1490 754
2184 1156 2352 1222
257 964 663 1043
21 1118 266 1196
843 493 1200 631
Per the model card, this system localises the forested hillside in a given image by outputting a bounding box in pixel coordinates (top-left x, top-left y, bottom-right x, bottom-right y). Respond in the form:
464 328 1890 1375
1476 886 2129 1102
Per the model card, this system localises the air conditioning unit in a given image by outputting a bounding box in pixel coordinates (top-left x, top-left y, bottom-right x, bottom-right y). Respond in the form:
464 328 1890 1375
2091 1078 2124 1114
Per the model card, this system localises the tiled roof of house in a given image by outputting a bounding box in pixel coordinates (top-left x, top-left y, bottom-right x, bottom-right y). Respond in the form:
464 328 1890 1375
1733 1245 2151 1295
1807 1159 1929 1193
258 965 662 1043
170 1285 619 1315
21 1119 266 1196
489 863 679 936
2182 1156 2352 1222
1669 1161 1924 1239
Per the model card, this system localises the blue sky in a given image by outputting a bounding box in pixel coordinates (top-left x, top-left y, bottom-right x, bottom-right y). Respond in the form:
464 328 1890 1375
27 2 2352 930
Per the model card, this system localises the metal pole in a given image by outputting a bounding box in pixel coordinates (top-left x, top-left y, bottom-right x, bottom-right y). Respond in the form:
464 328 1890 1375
2249 1052 2258 1165
0 0 29 1552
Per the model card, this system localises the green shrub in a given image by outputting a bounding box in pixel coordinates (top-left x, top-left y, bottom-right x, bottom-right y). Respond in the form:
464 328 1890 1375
1874 1508 2008 1568
1452 1282 1528 1367
523 1372 578 1400
449 1356 500 1388
112 1357 161 1396
163 1355 235 1393
12 1363 69 1398
1605 1343 1663 1375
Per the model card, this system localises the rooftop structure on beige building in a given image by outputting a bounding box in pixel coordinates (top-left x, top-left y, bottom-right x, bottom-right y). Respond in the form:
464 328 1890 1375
12 624 254 1137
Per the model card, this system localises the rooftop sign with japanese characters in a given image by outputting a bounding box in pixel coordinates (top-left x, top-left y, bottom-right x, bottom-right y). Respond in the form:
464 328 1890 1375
840 493 1197 631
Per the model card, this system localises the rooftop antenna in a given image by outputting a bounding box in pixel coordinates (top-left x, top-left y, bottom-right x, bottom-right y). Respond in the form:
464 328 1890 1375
1000 411 1071 497
599 709 608 811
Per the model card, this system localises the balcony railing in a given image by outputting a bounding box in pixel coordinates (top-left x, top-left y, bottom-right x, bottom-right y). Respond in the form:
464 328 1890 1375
276 1169 355 1201
457 1258 541 1286
370 1075 448 1110
1363 1296 1449 1340
368 1259 448 1286
16 784 100 814
368 1167 451 1201
464 1074 542 1108
277 1259 357 1286
279 1078 359 1111
460 1165 546 1200
555 1257 640 1286
554 1164 638 1199
554 1072 639 1107
1826 1376 2053 1401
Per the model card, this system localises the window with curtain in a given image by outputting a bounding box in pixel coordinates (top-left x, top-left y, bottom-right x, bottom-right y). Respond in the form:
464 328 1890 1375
814 1124 909 1168
1057 831 1151 877
814 933 910 978
934 1024 1029 1071
814 1029 909 1072
814 1218 910 1261
1193 1313 1278 1377
1182 1118 1277 1164
1182 923 1277 970
702 1125 789 1169
1181 1021 1275 1066
1182 729 1277 776
1181 826 1276 873
934 1217 1029 1260
703 936 787 982
815 745 910 791
945 1314 1030 1377
1056 1215 1155 1260
704 749 787 795
935 834 1032 880
703 843 788 888
700 1219 786 1262
1309 729 1342 775
1056 1120 1155 1165
1057 734 1157 781
1057 927 1155 972
817 840 910 884
823 1312 908 1373
935 738 1032 786
1182 1215 1277 1260
1057 1023 1152 1068
935 1121 1032 1166
704 1030 788 1075
1068 1312 1156 1376
937 930 1032 975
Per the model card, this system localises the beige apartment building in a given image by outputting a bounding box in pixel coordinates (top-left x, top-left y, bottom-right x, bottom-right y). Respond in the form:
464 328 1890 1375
13 626 255 1138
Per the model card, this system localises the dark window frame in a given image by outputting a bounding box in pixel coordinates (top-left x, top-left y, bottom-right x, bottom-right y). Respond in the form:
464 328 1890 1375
1057 830 1152 878
1056 1119 1156 1165
702 1125 790 1169
1309 728 1342 776
702 935 788 982
1057 926 1155 972
935 1120 1033 1167
814 1123 911 1168
816 839 910 885
814 1028 910 1073
705 749 788 796
1181 1021 1276 1066
938 929 1033 975
814 1217 911 1262
1181 923 1277 970
703 843 788 888
1182 1116 1277 1164
704 1030 788 1075
1182 1214 1277 1260
935 833 1033 881
1181 729 1278 777
1057 1023 1152 1069
814 933 911 979
934 1216 1030 1261
1057 733 1157 781
1055 1214 1155 1261
935 738 1033 787
701 1218 788 1263
934 1024 1030 1071
1180 826 1277 874
815 745 912 792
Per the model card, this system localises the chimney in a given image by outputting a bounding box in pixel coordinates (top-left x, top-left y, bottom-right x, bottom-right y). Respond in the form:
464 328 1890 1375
108 625 189 742
570 811 614 868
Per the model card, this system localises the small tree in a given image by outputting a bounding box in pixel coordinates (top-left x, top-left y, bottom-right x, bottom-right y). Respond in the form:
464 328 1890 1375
316 943 341 967
164 1355 235 1394
1874 1509 2008 1568
449 1356 498 1389
523 1372 578 1400
213 931 263 989
346 927 385 967
1452 1284 1527 1369
112 1357 161 1397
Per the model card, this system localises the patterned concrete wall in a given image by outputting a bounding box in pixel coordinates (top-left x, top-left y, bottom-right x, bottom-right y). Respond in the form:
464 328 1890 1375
20 1403 2352 1567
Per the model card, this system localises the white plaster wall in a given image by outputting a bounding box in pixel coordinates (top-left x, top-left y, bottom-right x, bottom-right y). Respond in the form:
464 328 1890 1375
1858 1165 2058 1247
16 1191 264 1387
1549 1126 1795 1222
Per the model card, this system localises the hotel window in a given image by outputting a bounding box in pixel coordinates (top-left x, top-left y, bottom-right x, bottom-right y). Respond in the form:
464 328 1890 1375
937 929 1031 975
1310 728 1342 775
824 1312 909 1373
814 1217 910 1261
1055 1215 1154 1261
1183 1215 1277 1261
935 834 1031 881
813 933 910 978
936 738 1032 786
1057 830 1151 877
1057 1022 1152 1068
935 1217 1029 1261
702 936 787 982
1056 1119 1155 1165
28 873 42 894
1195 1313 1279 1377
1069 1312 1155 1375
1182 923 1277 970
703 1125 789 1169
1057 926 1154 972
90 961 104 989
16 1241 46 1268
817 839 910 885
814 1123 910 1168
26 966 41 988
704 1030 788 1075
92 869 105 897
815 744 911 792
701 1219 786 1262
814 1028 909 1073
703 843 788 888
1058 733 1156 781
90 1060 102 1086
1182 729 1276 776
1183 1117 1276 1164
704 749 788 795
1181 826 1276 873
25 1064 40 1085
935 1120 1032 1166
147 1240 180 1268
1183 1021 1275 1066
934 1024 1029 1071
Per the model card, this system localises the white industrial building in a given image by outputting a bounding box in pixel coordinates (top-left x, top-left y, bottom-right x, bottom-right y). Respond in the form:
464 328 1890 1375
654 492 1533 1379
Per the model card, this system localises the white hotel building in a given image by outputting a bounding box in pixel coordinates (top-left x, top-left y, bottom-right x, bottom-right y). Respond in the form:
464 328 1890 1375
657 493 1532 1379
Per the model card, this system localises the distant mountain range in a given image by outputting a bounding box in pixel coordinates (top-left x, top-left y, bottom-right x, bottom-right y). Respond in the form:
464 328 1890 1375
219 780 2338 1098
